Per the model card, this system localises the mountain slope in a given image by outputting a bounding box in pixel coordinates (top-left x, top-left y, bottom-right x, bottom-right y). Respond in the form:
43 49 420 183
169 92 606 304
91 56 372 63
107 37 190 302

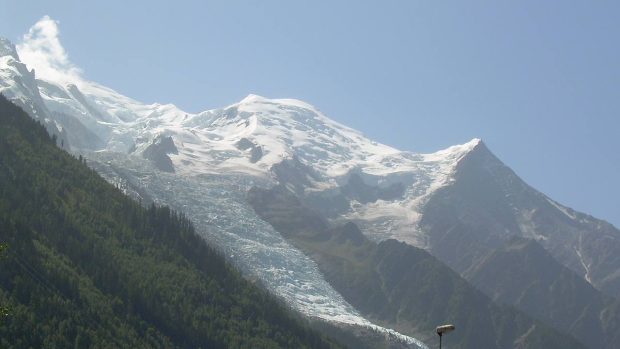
0 95 343 349
419 141 620 297
0 37 68 146
466 237 620 349
247 185 587 349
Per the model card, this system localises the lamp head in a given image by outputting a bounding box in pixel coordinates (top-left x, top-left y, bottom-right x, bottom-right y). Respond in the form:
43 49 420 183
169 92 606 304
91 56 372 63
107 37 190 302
436 324 455 335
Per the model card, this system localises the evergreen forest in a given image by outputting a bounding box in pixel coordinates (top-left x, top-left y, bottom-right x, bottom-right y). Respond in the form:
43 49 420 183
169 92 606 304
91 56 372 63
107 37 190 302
0 94 344 349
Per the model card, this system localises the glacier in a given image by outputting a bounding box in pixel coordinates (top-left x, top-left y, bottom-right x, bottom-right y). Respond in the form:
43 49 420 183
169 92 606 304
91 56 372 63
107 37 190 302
1 18 447 348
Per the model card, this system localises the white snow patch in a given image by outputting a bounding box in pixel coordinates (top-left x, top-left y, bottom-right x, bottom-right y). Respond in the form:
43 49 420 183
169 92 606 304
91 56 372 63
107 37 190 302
575 235 593 285
518 209 548 241
546 197 577 220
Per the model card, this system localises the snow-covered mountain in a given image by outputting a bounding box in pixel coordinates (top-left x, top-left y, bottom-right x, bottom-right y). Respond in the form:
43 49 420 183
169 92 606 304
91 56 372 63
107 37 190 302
3 17 620 348
1 31 481 248
1 20 432 347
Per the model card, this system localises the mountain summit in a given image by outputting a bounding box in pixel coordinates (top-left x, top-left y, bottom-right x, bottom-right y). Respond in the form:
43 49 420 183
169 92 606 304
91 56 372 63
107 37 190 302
0 27 482 192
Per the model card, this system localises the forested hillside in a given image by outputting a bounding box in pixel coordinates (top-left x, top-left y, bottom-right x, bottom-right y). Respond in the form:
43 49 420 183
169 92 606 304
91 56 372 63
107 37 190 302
0 94 343 349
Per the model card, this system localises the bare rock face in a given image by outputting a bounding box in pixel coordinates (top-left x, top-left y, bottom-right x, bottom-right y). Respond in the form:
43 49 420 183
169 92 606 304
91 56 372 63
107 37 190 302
235 137 263 163
142 135 178 173
341 172 405 204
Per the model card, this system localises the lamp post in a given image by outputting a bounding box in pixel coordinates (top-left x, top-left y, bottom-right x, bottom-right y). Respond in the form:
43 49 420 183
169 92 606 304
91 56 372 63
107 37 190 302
436 324 455 349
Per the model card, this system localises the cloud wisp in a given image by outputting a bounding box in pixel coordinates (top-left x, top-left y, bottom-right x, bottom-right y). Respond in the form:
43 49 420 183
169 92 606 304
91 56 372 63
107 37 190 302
16 15 82 83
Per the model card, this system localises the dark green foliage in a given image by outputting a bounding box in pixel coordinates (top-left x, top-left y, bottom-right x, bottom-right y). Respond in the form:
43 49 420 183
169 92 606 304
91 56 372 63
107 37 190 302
0 242 7 323
248 185 587 349
0 241 7 300
0 95 343 349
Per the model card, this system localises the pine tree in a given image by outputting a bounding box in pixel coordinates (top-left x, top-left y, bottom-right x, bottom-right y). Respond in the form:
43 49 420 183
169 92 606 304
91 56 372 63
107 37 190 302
0 243 9 322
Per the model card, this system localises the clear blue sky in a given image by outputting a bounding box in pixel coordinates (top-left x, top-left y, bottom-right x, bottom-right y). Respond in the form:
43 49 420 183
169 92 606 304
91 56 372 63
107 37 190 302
1 1 619 227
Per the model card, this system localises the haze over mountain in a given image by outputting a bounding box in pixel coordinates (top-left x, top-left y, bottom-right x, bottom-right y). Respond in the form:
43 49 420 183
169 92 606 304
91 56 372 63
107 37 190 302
2 16 620 348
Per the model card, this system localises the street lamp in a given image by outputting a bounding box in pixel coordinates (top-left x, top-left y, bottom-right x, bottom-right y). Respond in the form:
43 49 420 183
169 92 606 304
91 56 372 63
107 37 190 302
436 324 455 349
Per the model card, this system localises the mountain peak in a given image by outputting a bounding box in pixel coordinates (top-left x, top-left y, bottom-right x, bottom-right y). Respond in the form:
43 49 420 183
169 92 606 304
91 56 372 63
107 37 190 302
470 137 483 146
466 137 495 158
441 139 509 191
423 138 484 165
462 137 485 153
240 93 267 103
236 93 320 114
0 37 18 60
